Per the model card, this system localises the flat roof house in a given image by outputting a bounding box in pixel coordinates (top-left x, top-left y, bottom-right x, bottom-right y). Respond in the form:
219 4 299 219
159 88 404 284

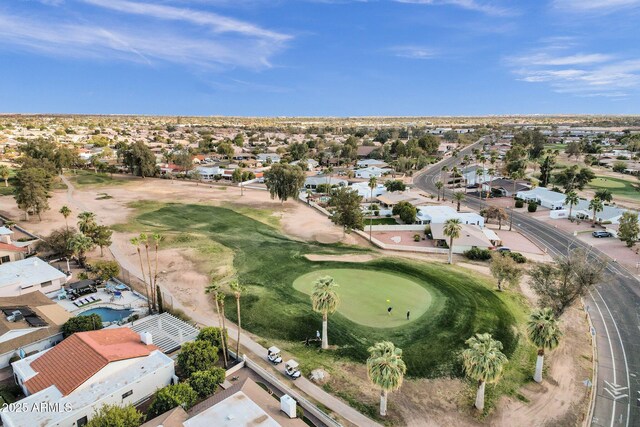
430 223 494 254
482 178 530 197
304 176 347 191
0 292 70 368
4 328 174 427
0 257 68 298
355 166 391 179
416 206 485 227
516 188 567 210
574 200 627 224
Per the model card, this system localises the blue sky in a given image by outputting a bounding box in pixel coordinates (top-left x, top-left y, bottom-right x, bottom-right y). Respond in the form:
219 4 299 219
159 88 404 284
0 0 639 116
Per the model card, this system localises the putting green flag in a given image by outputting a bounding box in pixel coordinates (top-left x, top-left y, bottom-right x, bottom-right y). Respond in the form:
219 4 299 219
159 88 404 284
386 299 390 303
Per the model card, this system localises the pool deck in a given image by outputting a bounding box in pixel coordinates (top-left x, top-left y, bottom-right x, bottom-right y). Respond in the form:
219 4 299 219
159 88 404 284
51 287 149 320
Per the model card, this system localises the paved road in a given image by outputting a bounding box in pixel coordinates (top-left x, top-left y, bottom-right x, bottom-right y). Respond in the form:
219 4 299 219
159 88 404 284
414 140 640 427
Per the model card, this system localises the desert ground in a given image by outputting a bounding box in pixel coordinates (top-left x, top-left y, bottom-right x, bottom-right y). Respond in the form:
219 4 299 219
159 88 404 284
0 175 593 426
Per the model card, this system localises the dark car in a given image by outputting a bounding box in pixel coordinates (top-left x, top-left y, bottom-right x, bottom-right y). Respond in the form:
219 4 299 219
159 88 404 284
496 247 511 252
592 231 612 238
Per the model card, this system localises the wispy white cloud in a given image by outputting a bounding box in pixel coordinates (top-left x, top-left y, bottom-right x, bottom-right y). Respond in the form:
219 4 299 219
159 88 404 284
0 6 289 69
390 45 438 59
553 0 640 12
507 43 640 97
394 0 515 16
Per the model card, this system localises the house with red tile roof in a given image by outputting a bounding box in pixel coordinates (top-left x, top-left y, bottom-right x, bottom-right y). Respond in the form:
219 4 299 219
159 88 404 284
3 328 174 427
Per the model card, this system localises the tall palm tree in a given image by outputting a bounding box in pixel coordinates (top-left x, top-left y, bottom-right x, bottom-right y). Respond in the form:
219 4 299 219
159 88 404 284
589 197 604 225
435 181 444 201
311 276 340 350
69 233 95 267
443 218 462 264
59 205 71 231
564 191 579 218
152 233 163 311
130 236 152 313
205 283 228 368
325 166 334 187
487 167 496 198
0 165 9 187
77 211 97 235
369 176 377 242
476 168 484 199
229 280 246 359
595 189 612 203
510 170 524 205
139 233 157 311
366 341 406 417
454 191 465 212
462 333 508 411
527 308 562 383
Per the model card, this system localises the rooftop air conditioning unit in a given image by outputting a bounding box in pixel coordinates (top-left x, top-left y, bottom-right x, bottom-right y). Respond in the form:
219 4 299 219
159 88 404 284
7 311 22 322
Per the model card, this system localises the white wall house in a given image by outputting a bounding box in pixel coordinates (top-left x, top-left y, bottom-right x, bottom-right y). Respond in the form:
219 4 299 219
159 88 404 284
349 182 386 199
416 206 485 227
3 328 174 427
193 166 224 180
462 167 492 186
256 153 281 164
573 200 626 224
356 159 387 168
516 188 566 210
355 166 391 179
0 258 68 298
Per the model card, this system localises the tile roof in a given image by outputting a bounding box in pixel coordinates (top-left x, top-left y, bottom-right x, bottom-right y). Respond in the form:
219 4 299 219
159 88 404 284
24 328 157 396
0 242 27 253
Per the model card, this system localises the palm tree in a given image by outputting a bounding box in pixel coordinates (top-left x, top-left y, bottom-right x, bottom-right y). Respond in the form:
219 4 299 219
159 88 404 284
527 308 562 383
589 197 604 225
454 191 465 212
77 211 97 235
229 280 246 359
311 276 340 350
0 165 9 187
564 191 579 218
487 167 496 198
205 283 228 368
443 218 462 264
69 233 95 267
435 181 444 201
325 166 334 188
440 166 448 201
462 333 508 411
369 176 377 242
595 189 612 203
152 233 162 311
59 205 71 231
130 236 151 313
366 341 406 417
510 170 524 205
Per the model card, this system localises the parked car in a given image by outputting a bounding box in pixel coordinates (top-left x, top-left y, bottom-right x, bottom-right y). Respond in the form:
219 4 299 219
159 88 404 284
592 231 612 238
496 247 511 252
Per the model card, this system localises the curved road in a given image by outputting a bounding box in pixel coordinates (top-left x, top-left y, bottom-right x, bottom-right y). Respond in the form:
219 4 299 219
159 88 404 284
414 139 640 427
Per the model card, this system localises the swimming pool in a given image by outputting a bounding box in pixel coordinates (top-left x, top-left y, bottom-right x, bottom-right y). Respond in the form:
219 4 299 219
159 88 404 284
80 307 134 323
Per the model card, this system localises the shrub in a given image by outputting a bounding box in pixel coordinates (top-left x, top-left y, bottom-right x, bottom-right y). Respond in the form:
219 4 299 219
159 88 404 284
177 340 219 377
189 367 226 398
413 234 421 242
527 202 538 212
86 404 143 427
197 327 227 348
508 252 527 263
62 314 103 337
515 199 524 208
424 225 431 235
148 383 198 418
463 247 492 261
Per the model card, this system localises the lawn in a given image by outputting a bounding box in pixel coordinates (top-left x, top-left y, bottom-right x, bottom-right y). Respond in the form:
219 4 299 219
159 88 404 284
365 217 398 225
115 201 529 379
293 268 434 328
588 176 640 200
0 168 66 195
67 170 132 187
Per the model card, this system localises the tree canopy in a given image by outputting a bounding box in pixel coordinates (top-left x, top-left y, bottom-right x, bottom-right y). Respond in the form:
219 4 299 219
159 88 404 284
86 404 143 427
328 187 364 232
62 314 103 337
618 211 639 247
264 163 306 203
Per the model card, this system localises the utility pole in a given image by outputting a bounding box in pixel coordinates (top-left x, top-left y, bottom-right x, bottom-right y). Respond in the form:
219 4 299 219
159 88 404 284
509 207 513 231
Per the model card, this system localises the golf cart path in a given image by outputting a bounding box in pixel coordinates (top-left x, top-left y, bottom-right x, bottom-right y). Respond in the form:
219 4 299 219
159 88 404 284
58 177 382 427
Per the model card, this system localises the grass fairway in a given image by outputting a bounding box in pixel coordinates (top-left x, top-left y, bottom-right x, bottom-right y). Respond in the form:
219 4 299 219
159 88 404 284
293 269 434 328
116 201 528 379
67 170 132 187
588 176 640 200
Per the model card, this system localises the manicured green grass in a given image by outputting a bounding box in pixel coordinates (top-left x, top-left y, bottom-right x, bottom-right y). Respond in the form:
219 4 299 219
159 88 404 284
293 268 434 328
116 201 527 379
67 170 131 187
545 143 567 151
0 168 17 196
588 176 640 200
365 217 398 225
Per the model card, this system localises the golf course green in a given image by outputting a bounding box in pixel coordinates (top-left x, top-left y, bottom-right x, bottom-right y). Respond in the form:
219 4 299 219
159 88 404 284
293 268 435 328
115 201 529 378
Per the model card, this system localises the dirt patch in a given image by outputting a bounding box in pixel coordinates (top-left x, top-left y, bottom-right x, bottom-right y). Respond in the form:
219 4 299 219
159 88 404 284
305 254 377 263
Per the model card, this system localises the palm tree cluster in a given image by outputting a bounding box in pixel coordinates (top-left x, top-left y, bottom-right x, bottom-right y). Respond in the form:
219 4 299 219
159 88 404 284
130 233 163 313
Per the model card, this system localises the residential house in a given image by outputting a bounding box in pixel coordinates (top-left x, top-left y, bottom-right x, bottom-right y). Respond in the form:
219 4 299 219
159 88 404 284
574 200 626 224
430 223 494 254
461 166 492 186
0 257 68 297
416 205 485 227
304 176 347 191
376 192 428 210
257 153 281 164
144 377 307 427
0 227 27 264
193 166 224 180
356 146 377 158
516 188 566 210
4 328 174 427
356 159 387 168
349 182 386 200
290 159 319 171
0 292 70 368
355 166 391 179
482 178 530 197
